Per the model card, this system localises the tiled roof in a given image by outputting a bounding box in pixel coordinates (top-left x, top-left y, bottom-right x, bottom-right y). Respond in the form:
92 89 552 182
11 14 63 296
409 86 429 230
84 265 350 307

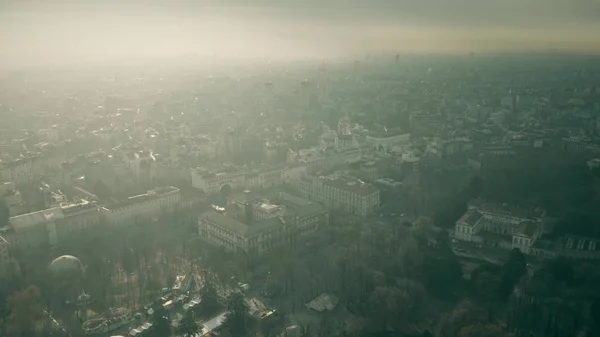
459 210 483 227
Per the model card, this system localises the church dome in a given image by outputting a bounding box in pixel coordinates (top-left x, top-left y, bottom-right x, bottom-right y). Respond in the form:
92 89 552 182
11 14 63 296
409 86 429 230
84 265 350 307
49 255 84 276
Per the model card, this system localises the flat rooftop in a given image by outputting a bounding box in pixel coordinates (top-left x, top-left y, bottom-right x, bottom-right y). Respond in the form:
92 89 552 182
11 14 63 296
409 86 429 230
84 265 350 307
321 177 379 196
106 186 179 210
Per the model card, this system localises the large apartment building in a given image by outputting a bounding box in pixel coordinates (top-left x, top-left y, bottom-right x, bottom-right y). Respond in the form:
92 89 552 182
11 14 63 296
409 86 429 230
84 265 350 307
6 186 182 252
8 200 102 251
292 174 379 216
102 186 181 226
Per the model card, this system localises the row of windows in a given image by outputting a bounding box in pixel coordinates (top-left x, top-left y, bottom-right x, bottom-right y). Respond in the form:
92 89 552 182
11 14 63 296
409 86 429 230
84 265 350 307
566 239 597 251
206 232 236 250
513 237 530 246
205 221 320 250
485 225 511 235
204 221 236 238
456 226 468 234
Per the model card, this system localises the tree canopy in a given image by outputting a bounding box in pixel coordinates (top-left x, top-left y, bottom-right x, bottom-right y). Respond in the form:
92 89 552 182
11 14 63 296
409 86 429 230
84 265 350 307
177 310 202 337
197 277 221 318
150 304 172 337
223 292 255 337
3 285 44 337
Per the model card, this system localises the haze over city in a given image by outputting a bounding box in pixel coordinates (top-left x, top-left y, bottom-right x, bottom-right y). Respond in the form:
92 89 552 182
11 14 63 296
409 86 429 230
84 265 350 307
2 1 600 337
1 0 600 67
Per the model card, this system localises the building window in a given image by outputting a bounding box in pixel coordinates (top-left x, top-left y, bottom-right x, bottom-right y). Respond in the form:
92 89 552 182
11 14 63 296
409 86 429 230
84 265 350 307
566 237 574 249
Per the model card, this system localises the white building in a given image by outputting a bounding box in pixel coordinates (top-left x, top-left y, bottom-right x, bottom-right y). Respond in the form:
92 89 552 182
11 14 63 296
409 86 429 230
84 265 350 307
454 201 544 254
102 186 181 227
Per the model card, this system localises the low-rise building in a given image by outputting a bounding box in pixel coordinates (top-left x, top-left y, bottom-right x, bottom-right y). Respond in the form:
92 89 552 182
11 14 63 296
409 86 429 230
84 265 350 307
511 220 541 254
454 210 484 242
454 201 543 254
557 235 600 260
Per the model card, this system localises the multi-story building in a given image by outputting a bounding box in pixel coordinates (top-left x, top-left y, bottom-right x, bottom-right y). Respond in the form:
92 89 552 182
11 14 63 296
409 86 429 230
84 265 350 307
198 194 328 255
102 186 181 227
556 235 600 260
454 209 484 242
7 200 102 251
0 150 66 185
9 207 64 251
365 133 410 153
191 163 308 196
292 174 379 216
0 182 25 216
0 157 38 184
192 169 251 195
124 150 157 184
334 134 358 151
454 201 544 254
7 187 181 251
56 200 103 243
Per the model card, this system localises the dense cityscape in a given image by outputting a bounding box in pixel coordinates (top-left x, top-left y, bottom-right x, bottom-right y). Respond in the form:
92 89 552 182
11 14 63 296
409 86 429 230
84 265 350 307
1 51 600 337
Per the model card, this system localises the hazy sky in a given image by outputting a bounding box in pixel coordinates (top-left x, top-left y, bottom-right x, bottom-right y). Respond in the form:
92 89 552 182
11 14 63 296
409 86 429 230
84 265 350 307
1 0 599 67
